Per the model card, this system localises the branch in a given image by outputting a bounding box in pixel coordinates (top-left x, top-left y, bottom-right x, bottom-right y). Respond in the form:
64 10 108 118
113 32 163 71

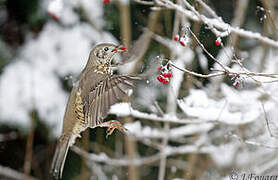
0 165 38 180
229 133 278 149
109 103 220 124
169 61 225 78
135 0 278 48
72 146 161 166
72 145 214 166
261 102 278 139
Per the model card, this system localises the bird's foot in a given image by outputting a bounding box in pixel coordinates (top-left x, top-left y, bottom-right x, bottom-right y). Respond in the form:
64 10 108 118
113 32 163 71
97 120 127 138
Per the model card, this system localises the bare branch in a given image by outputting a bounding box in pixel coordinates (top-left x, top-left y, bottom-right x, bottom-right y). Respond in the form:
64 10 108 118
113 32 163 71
0 165 38 180
147 0 278 48
229 133 278 149
261 102 278 139
133 0 155 5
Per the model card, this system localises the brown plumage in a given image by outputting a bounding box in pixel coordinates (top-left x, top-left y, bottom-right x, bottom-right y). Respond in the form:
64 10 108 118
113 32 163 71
51 43 140 179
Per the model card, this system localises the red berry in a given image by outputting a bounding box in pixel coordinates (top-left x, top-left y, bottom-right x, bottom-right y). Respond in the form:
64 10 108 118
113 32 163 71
162 78 169 84
157 66 162 71
174 35 179 41
103 0 110 4
120 46 126 51
233 82 239 88
166 72 172 78
161 72 171 78
159 76 168 84
157 76 162 82
215 40 221 46
179 40 186 46
157 76 160 82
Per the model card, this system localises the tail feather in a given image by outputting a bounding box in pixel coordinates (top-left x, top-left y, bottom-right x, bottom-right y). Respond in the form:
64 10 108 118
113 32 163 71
51 138 70 179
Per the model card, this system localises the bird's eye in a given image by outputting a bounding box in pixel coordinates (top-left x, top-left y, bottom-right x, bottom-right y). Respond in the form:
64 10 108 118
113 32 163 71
104 47 109 51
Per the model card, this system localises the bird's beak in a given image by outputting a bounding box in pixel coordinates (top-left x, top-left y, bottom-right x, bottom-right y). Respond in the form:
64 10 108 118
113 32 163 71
112 45 127 53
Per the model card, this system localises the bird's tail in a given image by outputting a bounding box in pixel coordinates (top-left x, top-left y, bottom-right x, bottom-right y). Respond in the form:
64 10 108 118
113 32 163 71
51 137 71 179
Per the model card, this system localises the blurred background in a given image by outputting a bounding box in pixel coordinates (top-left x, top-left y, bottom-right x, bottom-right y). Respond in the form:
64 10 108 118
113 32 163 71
0 0 278 180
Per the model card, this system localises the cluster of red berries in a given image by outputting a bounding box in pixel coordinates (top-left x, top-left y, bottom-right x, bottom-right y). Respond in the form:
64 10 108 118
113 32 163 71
157 66 172 84
173 35 187 47
103 0 110 4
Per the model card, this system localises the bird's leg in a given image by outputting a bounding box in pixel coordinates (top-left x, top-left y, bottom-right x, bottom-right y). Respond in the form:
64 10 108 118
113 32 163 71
97 120 127 138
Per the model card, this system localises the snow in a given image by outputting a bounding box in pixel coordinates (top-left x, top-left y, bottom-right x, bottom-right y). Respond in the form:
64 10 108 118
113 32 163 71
79 0 104 28
136 84 159 107
123 120 214 139
210 142 239 168
177 84 276 125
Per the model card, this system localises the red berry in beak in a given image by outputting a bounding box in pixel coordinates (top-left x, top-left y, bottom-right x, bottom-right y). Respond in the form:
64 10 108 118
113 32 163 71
120 46 126 51
103 0 110 4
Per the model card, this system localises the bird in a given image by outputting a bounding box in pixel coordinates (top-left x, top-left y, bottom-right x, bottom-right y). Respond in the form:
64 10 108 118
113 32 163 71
51 43 140 179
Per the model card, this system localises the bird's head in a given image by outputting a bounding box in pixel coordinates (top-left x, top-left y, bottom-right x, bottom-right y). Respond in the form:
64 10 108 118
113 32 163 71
87 43 127 68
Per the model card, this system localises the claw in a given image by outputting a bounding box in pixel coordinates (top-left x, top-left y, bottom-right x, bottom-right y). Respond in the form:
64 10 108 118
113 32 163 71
97 120 127 139
106 127 116 139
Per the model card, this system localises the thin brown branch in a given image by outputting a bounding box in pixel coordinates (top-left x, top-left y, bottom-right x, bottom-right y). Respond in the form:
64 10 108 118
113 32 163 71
0 165 38 180
24 110 35 179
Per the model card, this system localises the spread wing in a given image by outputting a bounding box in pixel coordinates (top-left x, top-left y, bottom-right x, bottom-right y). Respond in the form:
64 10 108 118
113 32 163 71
87 75 140 127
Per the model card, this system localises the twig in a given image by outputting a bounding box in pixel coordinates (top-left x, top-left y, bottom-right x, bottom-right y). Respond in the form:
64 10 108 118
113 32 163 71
0 164 38 180
187 27 228 71
211 69 278 78
153 101 164 117
261 102 278 139
133 0 155 5
181 0 223 37
195 0 221 20
230 133 278 149
169 61 225 78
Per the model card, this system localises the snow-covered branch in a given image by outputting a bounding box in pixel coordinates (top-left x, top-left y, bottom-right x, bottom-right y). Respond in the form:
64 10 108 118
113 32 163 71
134 0 278 48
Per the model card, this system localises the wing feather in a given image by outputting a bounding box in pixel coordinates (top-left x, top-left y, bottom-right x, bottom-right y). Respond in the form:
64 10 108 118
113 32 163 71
87 75 139 128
